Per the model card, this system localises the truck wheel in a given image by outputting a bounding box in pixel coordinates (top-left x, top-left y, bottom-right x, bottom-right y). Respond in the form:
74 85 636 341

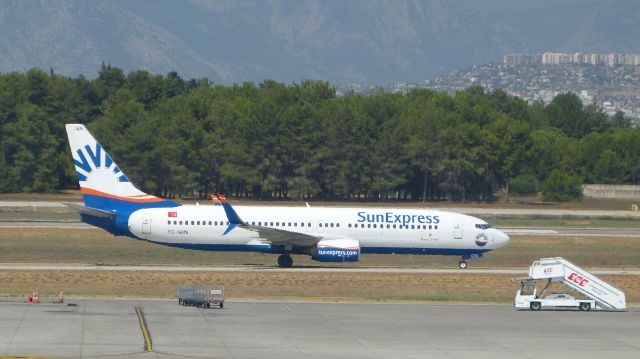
579 302 591 311
220 303 224 309
530 302 541 311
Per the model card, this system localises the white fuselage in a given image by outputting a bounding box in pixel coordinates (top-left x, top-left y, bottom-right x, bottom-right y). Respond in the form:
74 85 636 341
127 205 510 255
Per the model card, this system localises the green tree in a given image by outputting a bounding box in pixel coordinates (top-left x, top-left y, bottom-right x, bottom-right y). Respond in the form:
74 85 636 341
542 170 583 202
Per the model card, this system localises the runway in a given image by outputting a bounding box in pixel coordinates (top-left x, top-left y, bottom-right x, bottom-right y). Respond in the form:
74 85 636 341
3 199 640 220
1 299 638 359
0 263 638 275
2 220 640 237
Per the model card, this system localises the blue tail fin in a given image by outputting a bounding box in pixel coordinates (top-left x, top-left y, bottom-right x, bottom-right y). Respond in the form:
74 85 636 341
65 124 179 212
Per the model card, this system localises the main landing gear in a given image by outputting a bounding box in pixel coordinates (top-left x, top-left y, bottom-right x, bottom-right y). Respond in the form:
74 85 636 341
277 254 293 268
458 260 468 269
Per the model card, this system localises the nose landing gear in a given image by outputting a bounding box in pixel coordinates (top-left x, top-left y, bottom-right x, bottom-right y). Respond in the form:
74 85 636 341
458 253 483 269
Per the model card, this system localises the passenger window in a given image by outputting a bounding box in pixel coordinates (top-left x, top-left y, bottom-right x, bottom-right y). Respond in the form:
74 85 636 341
435 225 438 229
330 223 334 228
429 225 432 230
174 221 177 225
191 221 194 225
336 223 340 228
367 224 371 228
393 224 396 229
167 220 171 225
208 221 212 225
197 221 200 225
411 225 415 229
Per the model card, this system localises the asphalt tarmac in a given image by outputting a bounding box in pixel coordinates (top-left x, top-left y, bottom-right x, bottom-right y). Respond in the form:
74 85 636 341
1 300 638 359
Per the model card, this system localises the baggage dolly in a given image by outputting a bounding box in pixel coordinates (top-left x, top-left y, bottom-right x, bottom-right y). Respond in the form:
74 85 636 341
177 284 225 309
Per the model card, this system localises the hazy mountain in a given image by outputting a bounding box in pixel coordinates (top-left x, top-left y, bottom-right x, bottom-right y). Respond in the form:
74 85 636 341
0 0 637 85
460 0 640 54
562 0 640 53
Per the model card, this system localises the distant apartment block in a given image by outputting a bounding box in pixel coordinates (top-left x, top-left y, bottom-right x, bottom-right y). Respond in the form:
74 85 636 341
503 54 536 66
503 53 640 66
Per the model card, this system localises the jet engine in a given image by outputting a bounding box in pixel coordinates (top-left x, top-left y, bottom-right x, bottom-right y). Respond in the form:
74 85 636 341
311 238 360 262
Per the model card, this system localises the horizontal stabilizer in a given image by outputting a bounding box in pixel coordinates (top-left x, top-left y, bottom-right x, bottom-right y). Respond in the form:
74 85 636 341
63 202 115 218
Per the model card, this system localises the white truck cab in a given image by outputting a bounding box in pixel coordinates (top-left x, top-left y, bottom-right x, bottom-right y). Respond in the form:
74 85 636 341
515 281 595 311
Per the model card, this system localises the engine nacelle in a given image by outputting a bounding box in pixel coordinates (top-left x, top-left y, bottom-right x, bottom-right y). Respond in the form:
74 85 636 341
312 239 360 262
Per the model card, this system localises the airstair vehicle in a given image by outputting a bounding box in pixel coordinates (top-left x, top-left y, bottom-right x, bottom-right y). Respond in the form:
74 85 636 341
515 257 626 311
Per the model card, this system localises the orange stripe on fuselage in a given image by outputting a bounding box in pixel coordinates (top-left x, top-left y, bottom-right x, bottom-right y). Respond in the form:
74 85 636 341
80 187 165 203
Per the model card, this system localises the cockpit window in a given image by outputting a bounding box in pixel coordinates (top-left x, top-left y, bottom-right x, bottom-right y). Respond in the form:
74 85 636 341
475 223 492 230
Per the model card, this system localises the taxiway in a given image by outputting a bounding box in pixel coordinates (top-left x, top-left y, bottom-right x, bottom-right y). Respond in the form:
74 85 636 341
1 300 638 359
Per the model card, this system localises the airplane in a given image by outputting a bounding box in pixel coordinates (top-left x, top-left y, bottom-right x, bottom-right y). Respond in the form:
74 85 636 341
64 124 510 269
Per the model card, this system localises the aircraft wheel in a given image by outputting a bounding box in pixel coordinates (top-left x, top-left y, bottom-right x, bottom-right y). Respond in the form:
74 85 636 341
530 302 541 311
277 254 293 268
458 260 468 269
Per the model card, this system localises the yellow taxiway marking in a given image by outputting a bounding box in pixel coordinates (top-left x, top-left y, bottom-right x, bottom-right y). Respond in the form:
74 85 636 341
134 306 153 352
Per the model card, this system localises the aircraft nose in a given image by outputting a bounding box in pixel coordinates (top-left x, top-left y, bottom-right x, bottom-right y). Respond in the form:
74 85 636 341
495 230 510 248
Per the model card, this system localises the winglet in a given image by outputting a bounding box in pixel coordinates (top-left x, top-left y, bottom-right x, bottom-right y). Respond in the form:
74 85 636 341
209 194 222 206
212 193 245 235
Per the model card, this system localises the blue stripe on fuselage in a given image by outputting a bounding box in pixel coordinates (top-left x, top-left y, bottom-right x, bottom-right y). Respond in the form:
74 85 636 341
139 241 491 257
360 247 491 256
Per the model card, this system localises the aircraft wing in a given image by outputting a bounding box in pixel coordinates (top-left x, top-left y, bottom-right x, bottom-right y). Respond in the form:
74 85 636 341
239 224 322 247
212 194 322 247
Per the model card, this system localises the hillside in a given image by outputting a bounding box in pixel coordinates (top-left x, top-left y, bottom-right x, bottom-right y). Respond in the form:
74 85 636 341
0 0 638 84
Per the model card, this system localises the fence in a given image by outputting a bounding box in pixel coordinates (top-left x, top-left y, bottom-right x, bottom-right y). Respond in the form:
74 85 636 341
583 184 640 200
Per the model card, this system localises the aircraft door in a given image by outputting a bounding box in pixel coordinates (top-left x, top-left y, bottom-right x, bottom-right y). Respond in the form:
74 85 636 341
453 220 463 239
142 214 151 234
